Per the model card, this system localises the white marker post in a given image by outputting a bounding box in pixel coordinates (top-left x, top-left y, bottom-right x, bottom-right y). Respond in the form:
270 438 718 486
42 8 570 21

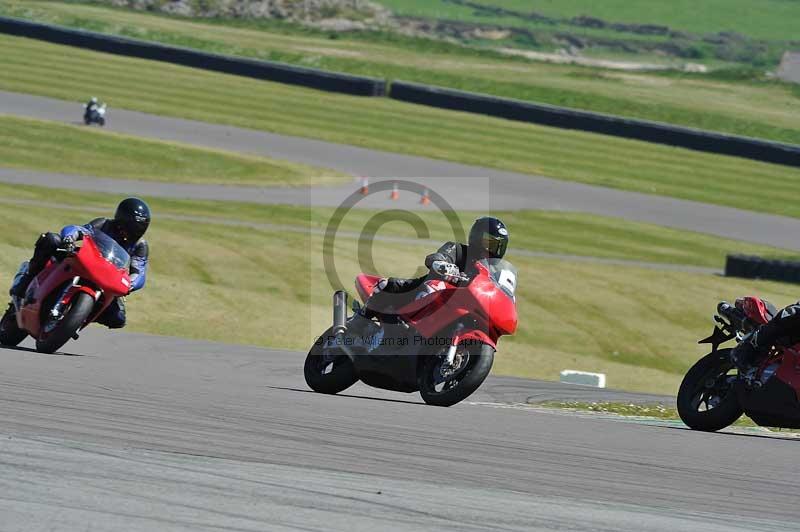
560 370 607 388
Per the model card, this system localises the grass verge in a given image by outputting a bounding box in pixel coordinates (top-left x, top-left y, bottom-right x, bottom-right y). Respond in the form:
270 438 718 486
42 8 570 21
535 401 774 430
0 182 796 268
3 185 800 394
0 114 345 186
1 1 798 144
2 35 800 218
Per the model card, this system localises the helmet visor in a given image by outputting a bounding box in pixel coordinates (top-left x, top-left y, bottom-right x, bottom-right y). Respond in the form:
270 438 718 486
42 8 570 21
480 233 508 258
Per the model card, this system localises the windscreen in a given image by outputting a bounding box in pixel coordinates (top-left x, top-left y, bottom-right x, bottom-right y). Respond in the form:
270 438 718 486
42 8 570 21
92 230 131 270
479 258 517 299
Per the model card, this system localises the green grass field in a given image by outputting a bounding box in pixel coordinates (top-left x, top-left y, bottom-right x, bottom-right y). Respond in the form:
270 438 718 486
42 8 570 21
3 35 800 219
0 115 345 186
3 185 799 394
535 401 763 428
380 0 800 41
2 1 798 145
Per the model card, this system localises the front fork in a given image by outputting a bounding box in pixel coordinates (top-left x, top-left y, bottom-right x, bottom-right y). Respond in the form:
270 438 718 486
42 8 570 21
49 277 82 320
444 323 465 367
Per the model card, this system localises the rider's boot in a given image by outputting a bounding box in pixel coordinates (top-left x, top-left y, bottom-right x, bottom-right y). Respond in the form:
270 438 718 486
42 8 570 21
347 310 375 338
10 272 33 298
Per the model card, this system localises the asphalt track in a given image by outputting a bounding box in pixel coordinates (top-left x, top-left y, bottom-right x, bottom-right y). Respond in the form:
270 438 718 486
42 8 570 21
3 90 800 530
3 90 800 250
1 329 798 531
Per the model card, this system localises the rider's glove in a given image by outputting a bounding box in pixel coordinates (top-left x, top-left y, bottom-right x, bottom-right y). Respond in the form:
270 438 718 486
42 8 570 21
62 236 76 254
431 260 461 284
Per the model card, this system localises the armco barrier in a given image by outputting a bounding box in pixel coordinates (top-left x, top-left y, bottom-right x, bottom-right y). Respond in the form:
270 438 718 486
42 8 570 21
390 82 800 167
0 16 386 97
726 255 800 284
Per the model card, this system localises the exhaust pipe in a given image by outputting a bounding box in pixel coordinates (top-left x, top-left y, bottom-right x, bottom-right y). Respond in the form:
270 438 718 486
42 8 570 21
332 290 358 361
333 290 348 336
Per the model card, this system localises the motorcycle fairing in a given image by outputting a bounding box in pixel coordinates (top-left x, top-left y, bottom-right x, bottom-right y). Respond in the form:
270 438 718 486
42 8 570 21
736 346 800 428
15 235 130 337
401 261 517 346
355 273 383 303
735 296 776 325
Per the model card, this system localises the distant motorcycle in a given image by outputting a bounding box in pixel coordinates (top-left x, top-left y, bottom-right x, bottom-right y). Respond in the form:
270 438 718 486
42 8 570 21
678 297 800 431
0 232 131 354
304 258 518 406
83 103 107 126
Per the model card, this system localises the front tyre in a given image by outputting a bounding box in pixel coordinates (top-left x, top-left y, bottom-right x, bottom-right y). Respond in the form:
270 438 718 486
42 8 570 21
0 303 27 346
419 342 495 407
35 292 94 354
304 328 358 395
677 350 743 432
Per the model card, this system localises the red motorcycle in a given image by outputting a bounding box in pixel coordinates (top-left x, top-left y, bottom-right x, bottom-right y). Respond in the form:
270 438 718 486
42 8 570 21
304 258 518 406
0 232 131 354
678 296 800 431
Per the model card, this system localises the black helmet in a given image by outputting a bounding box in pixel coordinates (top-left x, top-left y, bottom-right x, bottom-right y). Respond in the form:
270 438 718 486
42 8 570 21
113 197 151 243
468 217 508 259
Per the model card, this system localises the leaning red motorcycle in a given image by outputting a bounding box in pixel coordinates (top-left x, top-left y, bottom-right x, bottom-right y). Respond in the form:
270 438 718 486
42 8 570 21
304 258 518 406
0 231 131 354
678 296 800 431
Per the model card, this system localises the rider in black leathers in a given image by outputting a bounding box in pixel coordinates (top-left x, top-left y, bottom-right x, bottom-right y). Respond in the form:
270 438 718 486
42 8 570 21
732 302 800 370
351 217 509 330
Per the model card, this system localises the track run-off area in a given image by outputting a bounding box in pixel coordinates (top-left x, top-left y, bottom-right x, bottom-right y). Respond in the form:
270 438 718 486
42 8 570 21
1 330 797 531
2 90 800 250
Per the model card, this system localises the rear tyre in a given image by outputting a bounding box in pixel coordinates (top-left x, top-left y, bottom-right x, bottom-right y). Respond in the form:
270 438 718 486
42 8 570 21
677 350 743 432
304 328 358 395
0 304 27 346
35 292 94 354
419 342 495 407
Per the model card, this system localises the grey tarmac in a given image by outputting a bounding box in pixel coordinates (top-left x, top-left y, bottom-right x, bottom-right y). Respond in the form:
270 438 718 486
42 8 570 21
0 329 796 531
2 90 800 250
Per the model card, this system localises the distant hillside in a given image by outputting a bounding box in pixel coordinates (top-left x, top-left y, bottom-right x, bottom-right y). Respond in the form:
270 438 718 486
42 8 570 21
376 0 800 68
102 0 390 28
93 0 799 68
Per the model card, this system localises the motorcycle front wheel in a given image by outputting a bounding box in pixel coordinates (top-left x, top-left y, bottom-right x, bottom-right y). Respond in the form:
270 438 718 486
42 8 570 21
35 292 94 354
304 328 358 395
677 350 743 432
418 342 494 407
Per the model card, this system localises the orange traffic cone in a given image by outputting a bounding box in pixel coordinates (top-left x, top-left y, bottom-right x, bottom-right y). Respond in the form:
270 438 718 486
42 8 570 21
360 176 369 195
420 188 430 205
390 182 399 200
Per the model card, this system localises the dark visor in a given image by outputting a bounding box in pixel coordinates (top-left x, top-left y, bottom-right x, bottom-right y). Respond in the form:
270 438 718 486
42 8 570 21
480 233 507 258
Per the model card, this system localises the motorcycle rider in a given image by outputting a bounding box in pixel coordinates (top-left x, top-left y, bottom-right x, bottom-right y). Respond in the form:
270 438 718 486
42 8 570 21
11 198 151 329
349 216 509 332
731 302 800 371
84 96 99 123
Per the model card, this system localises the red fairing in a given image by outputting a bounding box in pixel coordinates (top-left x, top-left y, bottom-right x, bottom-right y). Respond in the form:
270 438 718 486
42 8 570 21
735 296 771 325
776 347 800 399
16 235 131 338
458 329 498 349
394 260 518 347
356 273 383 303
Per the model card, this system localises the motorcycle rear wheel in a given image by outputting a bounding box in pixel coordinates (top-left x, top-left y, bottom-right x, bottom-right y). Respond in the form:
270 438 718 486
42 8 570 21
0 303 27 347
677 350 743 432
35 292 94 354
304 328 358 395
419 342 495 407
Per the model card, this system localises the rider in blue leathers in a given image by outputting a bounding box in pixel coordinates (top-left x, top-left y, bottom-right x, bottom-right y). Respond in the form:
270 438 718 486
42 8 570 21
11 198 151 329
